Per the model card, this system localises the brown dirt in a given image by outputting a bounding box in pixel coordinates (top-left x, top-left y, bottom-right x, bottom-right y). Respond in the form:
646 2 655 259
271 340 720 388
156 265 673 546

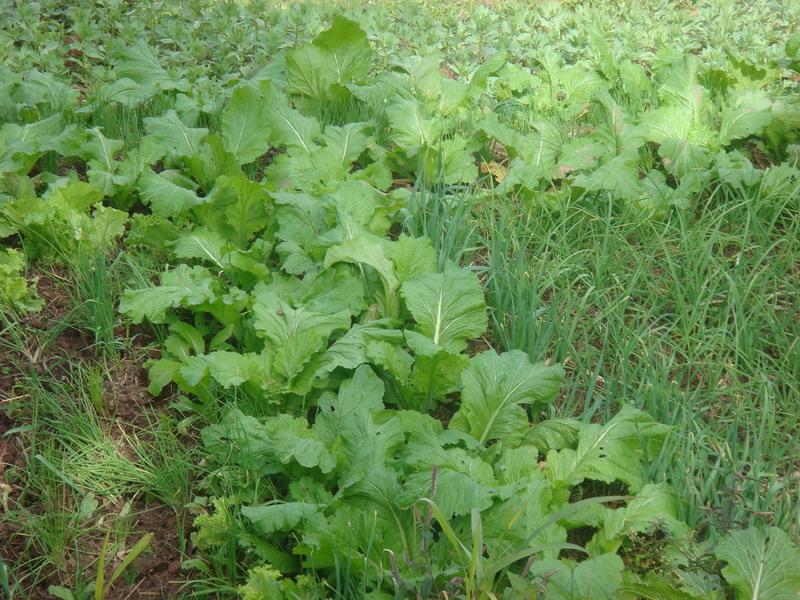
439 63 457 80
254 147 279 181
748 144 772 170
103 502 186 600
466 335 492 355
432 402 458 428
3 500 187 600
390 178 413 190
104 353 168 428
0 270 191 600
56 157 88 181
0 408 28 571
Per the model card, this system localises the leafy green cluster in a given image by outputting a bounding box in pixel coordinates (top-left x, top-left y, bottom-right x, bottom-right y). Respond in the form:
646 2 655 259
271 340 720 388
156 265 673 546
0 179 128 260
2 5 800 598
99 17 680 597
3 2 799 229
479 49 800 214
201 366 689 598
104 17 800 599
0 248 42 314
3 0 798 83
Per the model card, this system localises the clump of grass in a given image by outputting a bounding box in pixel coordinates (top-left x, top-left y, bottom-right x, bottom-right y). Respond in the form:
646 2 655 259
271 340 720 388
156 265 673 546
404 180 481 269
0 363 195 595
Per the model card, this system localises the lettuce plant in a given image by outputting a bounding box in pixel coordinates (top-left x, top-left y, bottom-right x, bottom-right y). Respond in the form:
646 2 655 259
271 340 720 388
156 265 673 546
0 248 42 314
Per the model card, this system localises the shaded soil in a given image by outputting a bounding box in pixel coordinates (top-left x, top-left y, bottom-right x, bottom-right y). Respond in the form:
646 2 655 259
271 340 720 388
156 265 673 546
104 353 169 430
0 271 191 599
102 502 186 600
0 409 28 575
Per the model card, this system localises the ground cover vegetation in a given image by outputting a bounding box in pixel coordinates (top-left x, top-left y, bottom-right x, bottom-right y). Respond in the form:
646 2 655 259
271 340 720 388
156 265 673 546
1 0 799 598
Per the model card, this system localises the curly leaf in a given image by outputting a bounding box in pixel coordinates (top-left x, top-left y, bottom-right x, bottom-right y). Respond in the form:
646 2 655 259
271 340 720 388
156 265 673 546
545 406 670 492
0 248 42 313
204 350 267 389
119 265 215 324
252 286 351 387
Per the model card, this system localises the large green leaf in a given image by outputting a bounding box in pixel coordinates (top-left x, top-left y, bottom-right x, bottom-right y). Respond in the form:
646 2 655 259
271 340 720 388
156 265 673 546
590 482 690 554
788 32 800 71
387 97 442 155
143 110 207 158
309 321 405 378
262 83 320 155
450 350 563 446
204 350 266 389
169 227 226 267
314 367 406 501
432 135 479 184
202 410 335 475
266 414 336 472
88 205 128 249
657 56 706 115
402 445 496 518
400 262 487 353
272 191 331 275
483 474 565 560
137 169 203 217
285 45 331 102
390 234 438 284
213 173 271 247
658 137 713 178
406 349 468 410
619 574 716 600
530 553 624 600
313 16 372 84
324 234 399 308
291 268 366 316
325 363 385 417
243 502 321 535
0 114 65 174
286 16 373 100
573 149 641 200
221 84 272 164
643 57 715 178
15 70 78 110
296 505 404 574
112 40 185 91
715 527 800 600
82 128 126 194
719 90 773 145
311 123 370 182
